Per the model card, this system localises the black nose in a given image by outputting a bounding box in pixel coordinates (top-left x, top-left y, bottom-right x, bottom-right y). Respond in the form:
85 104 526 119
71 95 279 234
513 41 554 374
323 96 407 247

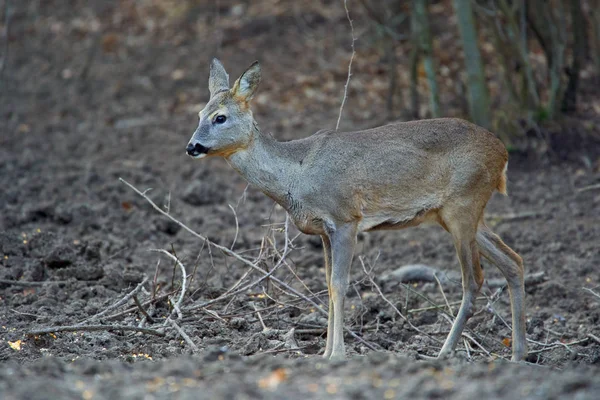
186 142 209 157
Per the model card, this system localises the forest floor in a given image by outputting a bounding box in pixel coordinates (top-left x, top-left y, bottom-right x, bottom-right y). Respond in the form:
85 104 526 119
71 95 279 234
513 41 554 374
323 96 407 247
1 1 600 399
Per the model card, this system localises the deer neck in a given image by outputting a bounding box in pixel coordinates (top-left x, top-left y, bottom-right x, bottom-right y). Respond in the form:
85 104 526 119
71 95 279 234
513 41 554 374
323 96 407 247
226 124 301 210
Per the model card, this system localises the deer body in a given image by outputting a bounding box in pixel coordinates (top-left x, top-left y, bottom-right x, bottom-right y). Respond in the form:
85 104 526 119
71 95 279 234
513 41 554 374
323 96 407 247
187 59 527 362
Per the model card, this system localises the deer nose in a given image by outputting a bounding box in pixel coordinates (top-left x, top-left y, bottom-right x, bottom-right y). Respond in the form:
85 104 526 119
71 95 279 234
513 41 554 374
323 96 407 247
186 142 209 157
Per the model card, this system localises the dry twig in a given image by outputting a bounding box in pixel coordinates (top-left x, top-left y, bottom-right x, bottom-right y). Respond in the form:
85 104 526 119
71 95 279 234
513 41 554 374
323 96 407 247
359 256 442 344
77 277 148 325
133 295 155 323
28 324 164 337
252 302 270 332
335 0 357 131
168 319 200 353
150 249 187 321
121 178 376 351
576 183 600 193
0 279 71 287
583 287 600 300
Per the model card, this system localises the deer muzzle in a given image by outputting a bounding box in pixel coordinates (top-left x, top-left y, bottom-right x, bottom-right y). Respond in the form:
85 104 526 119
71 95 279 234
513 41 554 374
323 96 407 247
186 142 210 158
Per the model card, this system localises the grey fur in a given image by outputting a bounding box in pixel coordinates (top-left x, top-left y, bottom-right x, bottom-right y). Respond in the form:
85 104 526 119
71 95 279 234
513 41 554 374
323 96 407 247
187 60 527 362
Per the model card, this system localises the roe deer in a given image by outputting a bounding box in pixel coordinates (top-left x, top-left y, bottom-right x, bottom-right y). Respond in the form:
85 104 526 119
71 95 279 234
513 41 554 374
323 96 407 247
186 59 527 361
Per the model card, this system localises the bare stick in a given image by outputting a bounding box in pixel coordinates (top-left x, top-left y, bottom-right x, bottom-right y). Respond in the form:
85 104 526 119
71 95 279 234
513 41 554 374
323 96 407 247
150 249 187 320
462 332 492 357
252 302 270 332
228 204 239 250
583 287 600 300
335 0 357 131
152 259 160 301
577 183 600 193
133 295 155 323
77 277 148 325
433 273 454 317
11 309 45 319
486 211 546 223
0 279 71 287
104 292 175 320
527 338 589 355
28 324 164 337
359 256 442 344
488 271 546 288
120 178 374 349
167 319 200 353
588 333 600 344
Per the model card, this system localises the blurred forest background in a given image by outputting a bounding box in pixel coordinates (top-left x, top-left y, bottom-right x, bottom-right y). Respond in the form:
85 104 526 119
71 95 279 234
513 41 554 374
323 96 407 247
2 0 600 160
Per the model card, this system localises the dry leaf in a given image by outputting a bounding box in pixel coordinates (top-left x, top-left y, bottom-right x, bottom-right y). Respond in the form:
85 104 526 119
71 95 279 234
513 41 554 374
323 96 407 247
171 69 186 81
102 33 119 53
258 368 288 390
502 337 512 347
8 340 22 351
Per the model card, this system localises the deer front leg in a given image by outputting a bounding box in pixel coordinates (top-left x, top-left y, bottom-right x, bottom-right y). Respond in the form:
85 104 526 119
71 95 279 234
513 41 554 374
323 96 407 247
322 235 334 359
327 223 357 361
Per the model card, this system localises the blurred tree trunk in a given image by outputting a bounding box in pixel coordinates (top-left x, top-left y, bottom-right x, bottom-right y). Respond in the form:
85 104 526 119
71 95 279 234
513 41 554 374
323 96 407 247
409 8 420 119
452 0 491 129
414 0 441 118
496 0 540 111
358 0 407 120
561 0 586 113
544 2 567 119
385 38 397 120
593 1 600 74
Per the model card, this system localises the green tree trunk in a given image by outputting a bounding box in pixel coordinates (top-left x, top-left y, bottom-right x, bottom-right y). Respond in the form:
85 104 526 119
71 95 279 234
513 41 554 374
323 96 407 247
452 0 491 129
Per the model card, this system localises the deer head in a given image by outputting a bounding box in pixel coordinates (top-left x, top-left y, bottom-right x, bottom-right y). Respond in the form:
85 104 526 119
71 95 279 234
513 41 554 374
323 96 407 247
186 59 261 159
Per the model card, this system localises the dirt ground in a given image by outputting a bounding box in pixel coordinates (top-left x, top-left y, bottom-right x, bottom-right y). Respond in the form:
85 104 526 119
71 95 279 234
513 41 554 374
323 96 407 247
1 1 600 399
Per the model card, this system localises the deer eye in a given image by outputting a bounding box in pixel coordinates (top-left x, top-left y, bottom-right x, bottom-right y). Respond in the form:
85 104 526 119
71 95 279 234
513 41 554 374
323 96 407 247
214 115 227 124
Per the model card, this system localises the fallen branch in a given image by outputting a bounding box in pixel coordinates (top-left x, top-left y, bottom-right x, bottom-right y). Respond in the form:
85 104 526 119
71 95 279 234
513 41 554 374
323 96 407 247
360 256 442 344
28 324 165 337
0 279 70 287
381 264 455 285
150 249 187 321
576 183 600 193
0 279 102 287
488 271 546 289
104 291 174 320
583 287 600 300
121 178 376 351
168 319 200 353
77 277 148 325
133 295 155 323
588 333 600 344
486 211 546 223
462 332 492 357
252 302 270 332
527 337 589 355
381 265 545 289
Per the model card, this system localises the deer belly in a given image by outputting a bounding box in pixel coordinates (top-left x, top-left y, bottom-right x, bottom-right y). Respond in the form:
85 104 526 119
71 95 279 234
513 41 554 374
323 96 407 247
360 208 439 232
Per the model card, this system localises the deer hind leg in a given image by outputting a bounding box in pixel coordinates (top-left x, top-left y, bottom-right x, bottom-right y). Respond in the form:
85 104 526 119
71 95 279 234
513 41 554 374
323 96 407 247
321 235 335 359
438 207 484 359
476 222 527 361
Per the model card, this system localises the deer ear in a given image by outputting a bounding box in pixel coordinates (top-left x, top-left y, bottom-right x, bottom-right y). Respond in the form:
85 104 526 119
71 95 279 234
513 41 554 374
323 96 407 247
208 58 230 97
231 61 261 103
